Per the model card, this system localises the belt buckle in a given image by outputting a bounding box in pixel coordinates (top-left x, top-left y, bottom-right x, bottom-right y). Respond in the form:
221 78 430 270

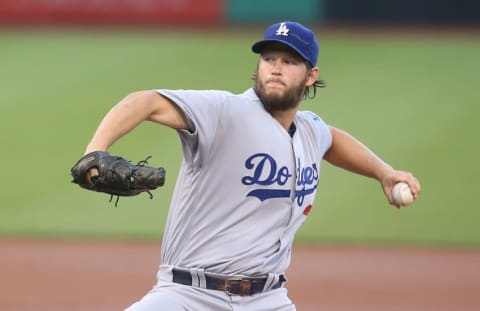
224 278 252 296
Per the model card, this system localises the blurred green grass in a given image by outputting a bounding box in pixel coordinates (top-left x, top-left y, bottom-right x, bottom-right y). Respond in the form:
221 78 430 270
0 28 479 246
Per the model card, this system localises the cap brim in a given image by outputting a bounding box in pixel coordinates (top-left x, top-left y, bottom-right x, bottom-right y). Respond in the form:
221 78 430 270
251 39 312 66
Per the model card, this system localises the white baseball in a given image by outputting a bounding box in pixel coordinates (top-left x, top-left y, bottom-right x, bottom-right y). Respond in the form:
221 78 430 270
392 182 414 206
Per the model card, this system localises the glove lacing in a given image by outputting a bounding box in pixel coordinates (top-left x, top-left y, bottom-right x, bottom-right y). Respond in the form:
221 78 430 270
108 155 154 207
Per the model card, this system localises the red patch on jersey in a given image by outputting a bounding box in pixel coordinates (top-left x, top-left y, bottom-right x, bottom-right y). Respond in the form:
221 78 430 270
303 204 312 216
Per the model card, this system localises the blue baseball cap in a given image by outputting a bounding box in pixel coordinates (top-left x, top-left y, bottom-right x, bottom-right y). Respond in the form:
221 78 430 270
252 21 319 67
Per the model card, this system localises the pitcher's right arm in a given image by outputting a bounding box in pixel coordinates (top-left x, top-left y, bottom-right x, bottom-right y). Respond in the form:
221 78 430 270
85 90 188 154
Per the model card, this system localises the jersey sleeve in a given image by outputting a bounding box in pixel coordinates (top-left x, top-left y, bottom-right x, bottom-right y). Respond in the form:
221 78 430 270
154 89 230 167
303 111 333 156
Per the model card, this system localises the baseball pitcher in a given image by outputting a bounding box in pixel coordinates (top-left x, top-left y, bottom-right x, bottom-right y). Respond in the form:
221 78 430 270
71 21 421 310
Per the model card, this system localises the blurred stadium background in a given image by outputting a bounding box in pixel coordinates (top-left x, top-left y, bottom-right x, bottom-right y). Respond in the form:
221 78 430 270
0 0 479 247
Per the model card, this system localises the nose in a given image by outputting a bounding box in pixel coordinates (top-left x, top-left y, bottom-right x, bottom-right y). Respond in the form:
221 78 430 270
271 59 282 75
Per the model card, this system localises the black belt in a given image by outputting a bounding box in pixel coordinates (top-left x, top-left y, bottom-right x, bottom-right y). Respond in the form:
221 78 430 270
172 269 285 296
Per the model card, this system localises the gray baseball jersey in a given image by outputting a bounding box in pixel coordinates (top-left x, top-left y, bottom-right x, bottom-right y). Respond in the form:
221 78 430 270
155 88 332 276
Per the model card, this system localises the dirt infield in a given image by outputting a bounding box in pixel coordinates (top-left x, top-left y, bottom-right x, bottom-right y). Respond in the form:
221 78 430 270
1 239 479 311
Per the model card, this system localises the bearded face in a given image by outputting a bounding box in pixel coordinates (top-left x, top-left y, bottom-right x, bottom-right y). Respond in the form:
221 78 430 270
252 48 311 113
254 70 307 112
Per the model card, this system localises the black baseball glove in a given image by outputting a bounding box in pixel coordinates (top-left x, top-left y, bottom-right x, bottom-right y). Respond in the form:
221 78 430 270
71 151 166 206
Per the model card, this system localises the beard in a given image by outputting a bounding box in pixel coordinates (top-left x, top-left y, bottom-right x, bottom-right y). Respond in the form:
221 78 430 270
254 74 307 113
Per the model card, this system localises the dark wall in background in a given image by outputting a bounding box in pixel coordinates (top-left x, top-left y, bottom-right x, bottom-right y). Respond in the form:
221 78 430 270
326 0 480 23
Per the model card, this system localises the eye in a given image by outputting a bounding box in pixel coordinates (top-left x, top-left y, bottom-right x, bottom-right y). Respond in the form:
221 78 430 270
284 58 298 65
262 55 275 63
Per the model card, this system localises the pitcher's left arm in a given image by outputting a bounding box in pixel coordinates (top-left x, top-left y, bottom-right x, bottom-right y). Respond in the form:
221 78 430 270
323 126 421 207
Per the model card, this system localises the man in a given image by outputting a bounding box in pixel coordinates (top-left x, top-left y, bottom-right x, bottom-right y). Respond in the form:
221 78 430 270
83 21 420 310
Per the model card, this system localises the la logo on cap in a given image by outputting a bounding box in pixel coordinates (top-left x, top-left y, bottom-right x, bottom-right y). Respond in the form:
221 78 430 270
251 21 319 66
275 22 289 36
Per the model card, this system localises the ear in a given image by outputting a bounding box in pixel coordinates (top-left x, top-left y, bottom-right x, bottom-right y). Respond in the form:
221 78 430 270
306 67 319 87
